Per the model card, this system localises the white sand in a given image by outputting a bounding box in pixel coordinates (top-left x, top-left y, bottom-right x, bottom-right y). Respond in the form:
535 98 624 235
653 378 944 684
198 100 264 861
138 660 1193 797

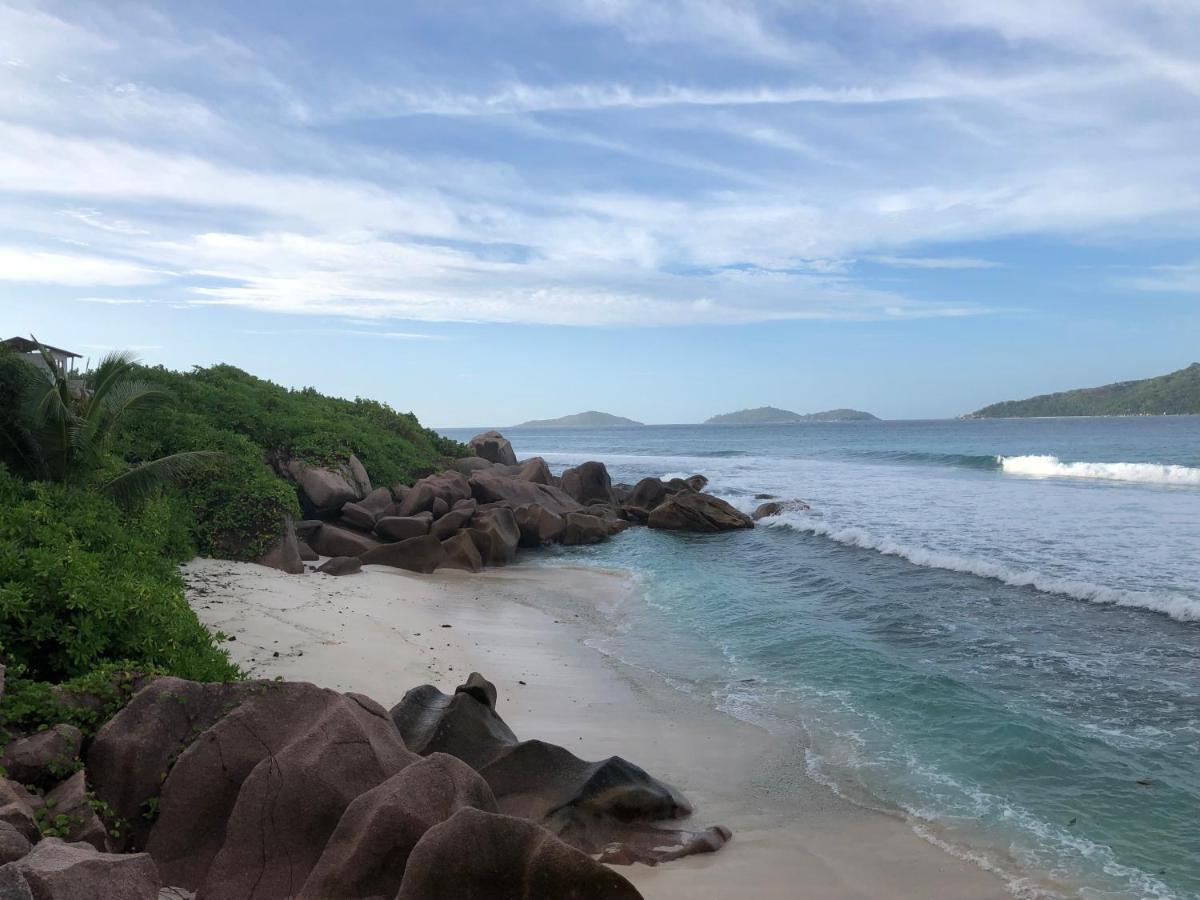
184 557 1020 899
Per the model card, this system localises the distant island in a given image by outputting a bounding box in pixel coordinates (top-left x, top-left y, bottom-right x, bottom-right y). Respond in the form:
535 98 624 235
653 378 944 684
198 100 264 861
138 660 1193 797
705 406 879 424
512 410 644 428
968 362 1200 418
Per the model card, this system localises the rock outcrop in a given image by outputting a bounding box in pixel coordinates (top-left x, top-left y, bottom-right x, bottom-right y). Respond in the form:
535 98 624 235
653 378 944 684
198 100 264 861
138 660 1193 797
317 556 363 576
395 808 642 900
438 532 484 573
307 524 380 558
560 512 607 546
0 725 81 787
0 838 160 900
466 508 520 567
469 471 582 517
254 516 305 575
646 491 753 532
468 431 518 466
374 515 431 542
561 461 616 505
360 535 444 574
514 504 566 547
285 460 362 518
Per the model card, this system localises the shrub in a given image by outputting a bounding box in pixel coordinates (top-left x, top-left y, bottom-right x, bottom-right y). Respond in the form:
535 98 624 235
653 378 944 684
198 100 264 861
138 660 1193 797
0 466 238 684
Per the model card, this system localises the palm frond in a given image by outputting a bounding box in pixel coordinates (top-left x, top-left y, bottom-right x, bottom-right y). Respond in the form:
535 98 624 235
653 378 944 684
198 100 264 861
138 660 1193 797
101 451 223 506
90 379 173 447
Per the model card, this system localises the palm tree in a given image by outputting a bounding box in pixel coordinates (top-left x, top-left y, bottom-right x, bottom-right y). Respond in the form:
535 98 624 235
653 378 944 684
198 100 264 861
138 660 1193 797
22 337 217 503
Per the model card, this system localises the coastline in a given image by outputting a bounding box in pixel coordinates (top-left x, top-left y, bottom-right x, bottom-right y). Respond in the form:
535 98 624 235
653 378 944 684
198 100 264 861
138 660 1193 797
185 556 1016 899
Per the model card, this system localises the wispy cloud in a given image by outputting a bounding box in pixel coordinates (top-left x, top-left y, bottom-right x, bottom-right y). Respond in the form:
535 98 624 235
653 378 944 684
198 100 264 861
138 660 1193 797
0 1 1198 330
870 255 1002 270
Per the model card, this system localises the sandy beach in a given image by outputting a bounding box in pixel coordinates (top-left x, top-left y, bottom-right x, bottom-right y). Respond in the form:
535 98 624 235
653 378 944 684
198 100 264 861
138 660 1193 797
184 556 1013 900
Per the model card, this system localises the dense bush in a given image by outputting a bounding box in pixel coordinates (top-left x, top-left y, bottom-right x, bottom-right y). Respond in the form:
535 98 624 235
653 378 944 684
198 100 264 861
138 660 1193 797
119 364 464 485
0 466 238 685
112 364 464 557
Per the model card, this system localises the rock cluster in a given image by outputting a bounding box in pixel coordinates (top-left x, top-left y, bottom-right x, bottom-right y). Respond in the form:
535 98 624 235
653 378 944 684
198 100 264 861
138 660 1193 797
256 431 755 577
0 673 728 898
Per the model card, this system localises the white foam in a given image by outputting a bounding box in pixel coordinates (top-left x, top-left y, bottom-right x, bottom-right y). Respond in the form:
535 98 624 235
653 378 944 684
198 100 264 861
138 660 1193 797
767 513 1200 623
999 455 1200 487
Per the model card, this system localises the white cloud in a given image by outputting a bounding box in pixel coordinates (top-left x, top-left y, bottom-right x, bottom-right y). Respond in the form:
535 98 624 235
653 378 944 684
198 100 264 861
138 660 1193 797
0 247 165 286
1 1 1199 328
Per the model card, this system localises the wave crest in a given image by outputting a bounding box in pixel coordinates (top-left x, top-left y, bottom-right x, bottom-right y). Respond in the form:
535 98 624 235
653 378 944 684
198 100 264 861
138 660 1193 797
998 455 1200 486
766 514 1200 623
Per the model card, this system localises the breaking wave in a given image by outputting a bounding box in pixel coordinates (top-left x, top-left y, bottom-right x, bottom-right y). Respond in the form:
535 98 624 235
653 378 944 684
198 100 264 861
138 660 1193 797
764 513 1200 623
999 455 1200 487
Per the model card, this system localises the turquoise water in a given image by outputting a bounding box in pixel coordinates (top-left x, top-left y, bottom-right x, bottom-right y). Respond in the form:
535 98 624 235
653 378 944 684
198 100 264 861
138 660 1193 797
441 418 1200 898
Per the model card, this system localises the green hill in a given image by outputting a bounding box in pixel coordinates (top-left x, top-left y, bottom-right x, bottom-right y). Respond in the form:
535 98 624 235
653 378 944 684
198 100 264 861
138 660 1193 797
968 363 1200 418
513 410 643 428
705 406 878 424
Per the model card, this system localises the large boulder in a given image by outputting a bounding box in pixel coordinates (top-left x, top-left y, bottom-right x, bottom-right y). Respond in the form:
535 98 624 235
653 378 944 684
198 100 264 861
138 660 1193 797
374 515 432 542
42 771 109 851
514 504 565 547
358 486 395 520
647 492 754 532
466 508 520 567
254 515 305 575
1 837 160 900
198 695 416 899
286 461 361 518
1 724 81 787
627 477 668 510
0 781 39 843
317 556 362 576
348 454 372 497
300 753 497 900
559 513 607 546
430 506 473 541
395 808 642 900
391 674 517 771
0 821 30 865
498 457 553 485
438 532 483 573
451 457 494 476
560 461 615 505
468 471 582 517
339 501 378 532
397 472 471 518
307 524 380 558
146 683 402 890
394 674 728 867
88 678 258 851
298 540 318 561
360 535 444 574
295 520 324 543
467 431 518 467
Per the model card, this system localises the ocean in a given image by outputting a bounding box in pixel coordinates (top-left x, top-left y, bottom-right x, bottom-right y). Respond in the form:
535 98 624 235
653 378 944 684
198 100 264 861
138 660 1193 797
440 417 1200 899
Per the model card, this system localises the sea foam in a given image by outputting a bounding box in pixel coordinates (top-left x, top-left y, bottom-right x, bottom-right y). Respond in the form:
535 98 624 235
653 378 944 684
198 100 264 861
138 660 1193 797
765 513 1200 623
998 455 1200 486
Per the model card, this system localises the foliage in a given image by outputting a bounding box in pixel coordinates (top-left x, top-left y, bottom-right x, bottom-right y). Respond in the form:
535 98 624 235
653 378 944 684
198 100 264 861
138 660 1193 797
0 341 216 501
971 362 1200 418
0 466 238 685
0 663 168 743
111 364 464 556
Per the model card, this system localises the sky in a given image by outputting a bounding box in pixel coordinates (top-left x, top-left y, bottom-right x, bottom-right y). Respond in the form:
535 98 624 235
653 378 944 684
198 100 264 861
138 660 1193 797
1 1 1198 426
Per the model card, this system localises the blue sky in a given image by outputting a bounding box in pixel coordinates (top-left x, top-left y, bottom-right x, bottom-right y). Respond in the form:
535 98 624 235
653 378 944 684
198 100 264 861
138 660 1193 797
1 1 1197 425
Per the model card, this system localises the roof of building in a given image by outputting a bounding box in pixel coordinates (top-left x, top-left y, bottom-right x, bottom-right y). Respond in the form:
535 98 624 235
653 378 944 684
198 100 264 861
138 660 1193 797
2 337 82 358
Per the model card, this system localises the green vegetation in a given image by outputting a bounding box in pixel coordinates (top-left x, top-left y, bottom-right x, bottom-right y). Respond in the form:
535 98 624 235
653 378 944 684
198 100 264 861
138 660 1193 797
112 363 462 557
0 345 462 741
705 406 879 424
969 363 1200 418
513 410 644 428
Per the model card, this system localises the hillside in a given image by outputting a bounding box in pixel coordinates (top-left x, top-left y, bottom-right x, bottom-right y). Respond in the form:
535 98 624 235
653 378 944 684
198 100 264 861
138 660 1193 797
705 406 878 424
969 363 1200 418
513 410 643 428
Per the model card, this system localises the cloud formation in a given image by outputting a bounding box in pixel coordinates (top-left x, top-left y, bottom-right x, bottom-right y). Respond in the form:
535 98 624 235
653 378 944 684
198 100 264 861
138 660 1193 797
1 1 1197 327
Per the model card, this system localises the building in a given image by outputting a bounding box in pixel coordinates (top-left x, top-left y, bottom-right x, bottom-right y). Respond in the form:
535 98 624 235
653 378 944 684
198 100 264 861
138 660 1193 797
1 337 82 376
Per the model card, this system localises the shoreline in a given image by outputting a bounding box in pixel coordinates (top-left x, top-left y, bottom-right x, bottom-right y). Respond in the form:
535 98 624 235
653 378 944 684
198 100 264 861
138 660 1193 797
185 556 1023 899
